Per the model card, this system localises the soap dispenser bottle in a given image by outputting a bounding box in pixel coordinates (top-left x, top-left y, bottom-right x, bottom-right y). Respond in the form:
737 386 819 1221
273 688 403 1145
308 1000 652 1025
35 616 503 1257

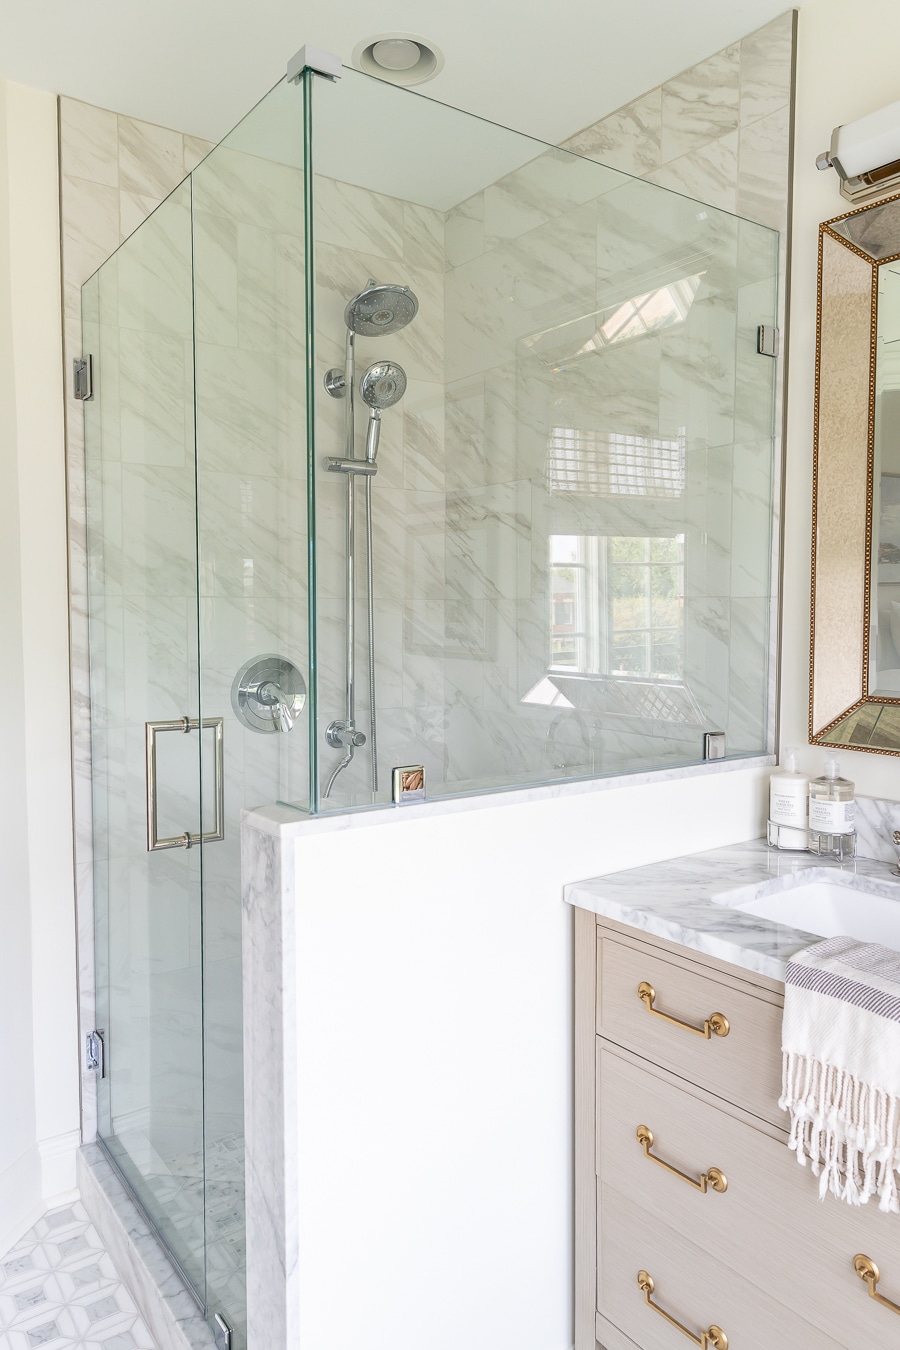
767 747 809 850
808 755 856 859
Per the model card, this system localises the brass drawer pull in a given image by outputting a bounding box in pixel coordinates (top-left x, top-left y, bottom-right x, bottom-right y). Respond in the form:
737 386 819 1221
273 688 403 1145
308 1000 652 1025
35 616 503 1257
636 1126 727 1194
637 1270 728 1348
637 981 730 1039
855 1254 900 1316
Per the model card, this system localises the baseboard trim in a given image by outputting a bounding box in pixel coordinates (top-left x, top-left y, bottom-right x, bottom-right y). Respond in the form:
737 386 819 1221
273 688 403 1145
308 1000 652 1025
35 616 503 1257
39 1127 80 1202
77 1143 216 1350
0 1144 43 1257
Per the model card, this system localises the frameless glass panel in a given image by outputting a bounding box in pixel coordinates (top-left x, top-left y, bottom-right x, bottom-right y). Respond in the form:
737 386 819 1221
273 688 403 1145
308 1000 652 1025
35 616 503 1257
85 180 208 1301
191 74 310 1348
307 68 778 809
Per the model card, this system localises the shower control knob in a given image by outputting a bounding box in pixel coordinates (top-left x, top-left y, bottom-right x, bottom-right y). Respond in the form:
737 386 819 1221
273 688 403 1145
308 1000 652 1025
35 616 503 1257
232 655 306 734
325 719 366 749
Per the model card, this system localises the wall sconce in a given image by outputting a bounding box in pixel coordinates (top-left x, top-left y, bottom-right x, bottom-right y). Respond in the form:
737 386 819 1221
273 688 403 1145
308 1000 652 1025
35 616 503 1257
818 98 900 203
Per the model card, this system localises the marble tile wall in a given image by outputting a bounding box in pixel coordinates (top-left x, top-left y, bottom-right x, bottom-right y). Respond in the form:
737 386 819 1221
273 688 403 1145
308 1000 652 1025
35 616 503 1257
438 12 793 785
60 97 214 1148
559 11 794 761
312 174 449 804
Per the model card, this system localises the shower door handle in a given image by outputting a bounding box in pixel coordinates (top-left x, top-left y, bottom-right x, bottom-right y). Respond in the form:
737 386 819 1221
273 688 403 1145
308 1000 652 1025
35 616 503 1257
145 716 224 851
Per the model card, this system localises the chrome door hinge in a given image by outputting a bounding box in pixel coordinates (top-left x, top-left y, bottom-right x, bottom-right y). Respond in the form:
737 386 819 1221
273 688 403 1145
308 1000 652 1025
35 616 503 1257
213 1314 233 1350
756 325 779 358
85 1029 106 1078
74 355 93 400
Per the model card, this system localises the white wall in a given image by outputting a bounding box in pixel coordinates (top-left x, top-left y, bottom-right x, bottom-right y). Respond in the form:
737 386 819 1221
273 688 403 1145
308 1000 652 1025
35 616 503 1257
781 0 900 791
286 763 769 1350
0 79 79 1252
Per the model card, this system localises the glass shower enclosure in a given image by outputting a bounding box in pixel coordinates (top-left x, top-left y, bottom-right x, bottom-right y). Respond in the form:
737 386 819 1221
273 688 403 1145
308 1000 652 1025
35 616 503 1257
82 55 779 1349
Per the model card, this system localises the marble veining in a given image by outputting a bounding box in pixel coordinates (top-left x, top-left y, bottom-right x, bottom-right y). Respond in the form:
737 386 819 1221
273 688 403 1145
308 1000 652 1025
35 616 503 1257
565 838 900 982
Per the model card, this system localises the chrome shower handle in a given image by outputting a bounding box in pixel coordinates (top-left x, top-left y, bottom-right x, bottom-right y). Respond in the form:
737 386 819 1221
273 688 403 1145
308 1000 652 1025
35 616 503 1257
258 681 297 732
145 717 224 852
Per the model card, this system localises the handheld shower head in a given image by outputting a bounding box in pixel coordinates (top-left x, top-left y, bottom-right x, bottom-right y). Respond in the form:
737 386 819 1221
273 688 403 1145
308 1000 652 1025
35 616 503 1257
360 361 408 410
359 361 407 462
344 282 418 337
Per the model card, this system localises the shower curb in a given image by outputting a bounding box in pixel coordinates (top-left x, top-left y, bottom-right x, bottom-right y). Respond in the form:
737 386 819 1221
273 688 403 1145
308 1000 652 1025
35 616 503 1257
77 1144 217 1350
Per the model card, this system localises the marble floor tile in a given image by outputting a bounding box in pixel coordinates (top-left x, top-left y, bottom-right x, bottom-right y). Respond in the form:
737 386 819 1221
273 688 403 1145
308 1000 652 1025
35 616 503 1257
0 1201 154 1350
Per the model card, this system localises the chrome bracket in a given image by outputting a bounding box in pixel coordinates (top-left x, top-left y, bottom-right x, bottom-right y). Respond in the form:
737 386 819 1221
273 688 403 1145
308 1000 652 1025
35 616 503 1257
287 45 342 83
73 355 93 400
213 1314 234 1350
324 368 347 398
703 731 726 761
85 1029 106 1078
757 325 779 357
145 717 224 851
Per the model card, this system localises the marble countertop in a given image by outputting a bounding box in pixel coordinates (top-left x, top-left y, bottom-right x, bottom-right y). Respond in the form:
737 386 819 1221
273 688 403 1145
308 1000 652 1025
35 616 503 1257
564 838 900 982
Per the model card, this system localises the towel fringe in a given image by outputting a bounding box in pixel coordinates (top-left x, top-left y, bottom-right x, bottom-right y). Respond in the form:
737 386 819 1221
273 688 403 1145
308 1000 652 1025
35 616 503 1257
780 1051 900 1213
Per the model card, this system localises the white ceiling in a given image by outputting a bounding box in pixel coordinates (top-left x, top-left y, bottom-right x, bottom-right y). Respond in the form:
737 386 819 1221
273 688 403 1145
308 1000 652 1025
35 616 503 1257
0 0 794 146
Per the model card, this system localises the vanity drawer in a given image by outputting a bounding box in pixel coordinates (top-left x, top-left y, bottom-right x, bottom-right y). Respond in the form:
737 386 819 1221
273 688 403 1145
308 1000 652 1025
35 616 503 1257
597 1181 847 1350
596 933 784 1126
597 1043 900 1349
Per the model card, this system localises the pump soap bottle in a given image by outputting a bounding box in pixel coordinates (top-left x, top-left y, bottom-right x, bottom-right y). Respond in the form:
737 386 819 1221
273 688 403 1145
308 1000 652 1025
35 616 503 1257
767 748 809 850
808 755 856 859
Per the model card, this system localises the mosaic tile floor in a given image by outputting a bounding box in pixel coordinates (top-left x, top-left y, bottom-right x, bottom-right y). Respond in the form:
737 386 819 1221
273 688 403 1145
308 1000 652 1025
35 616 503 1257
0 1202 154 1350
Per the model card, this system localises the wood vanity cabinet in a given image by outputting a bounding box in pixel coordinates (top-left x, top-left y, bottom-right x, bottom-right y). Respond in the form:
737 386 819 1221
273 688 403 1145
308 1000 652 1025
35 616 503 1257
574 908 900 1350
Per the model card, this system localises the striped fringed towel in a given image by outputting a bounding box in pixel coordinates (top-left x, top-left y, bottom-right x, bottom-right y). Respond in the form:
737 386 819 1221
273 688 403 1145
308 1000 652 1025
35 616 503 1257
780 935 900 1212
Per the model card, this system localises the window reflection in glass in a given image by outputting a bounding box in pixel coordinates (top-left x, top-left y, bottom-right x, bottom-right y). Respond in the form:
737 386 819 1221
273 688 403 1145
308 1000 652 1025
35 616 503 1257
549 534 684 679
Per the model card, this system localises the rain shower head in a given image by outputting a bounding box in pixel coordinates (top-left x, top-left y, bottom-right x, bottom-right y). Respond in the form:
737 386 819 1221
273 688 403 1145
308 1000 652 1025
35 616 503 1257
344 282 418 337
360 361 408 410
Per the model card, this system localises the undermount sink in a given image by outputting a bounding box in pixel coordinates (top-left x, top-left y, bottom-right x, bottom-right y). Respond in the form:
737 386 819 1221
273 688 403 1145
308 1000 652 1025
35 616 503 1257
713 869 900 949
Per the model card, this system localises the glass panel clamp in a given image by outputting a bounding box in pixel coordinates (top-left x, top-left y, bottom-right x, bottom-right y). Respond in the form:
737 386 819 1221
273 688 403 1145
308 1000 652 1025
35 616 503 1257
287 45 342 83
213 1314 233 1350
73 355 93 400
757 325 779 357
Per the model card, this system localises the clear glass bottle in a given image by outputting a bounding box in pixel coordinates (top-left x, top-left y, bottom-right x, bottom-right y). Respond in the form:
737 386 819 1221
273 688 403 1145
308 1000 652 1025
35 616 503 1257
808 755 856 859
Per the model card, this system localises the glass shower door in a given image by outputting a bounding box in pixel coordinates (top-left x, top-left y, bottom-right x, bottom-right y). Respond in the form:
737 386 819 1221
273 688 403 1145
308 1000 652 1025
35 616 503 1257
84 180 211 1306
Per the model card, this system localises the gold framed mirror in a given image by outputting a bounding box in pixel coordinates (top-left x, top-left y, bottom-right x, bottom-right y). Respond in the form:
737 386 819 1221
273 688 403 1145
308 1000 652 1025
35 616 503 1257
811 190 900 754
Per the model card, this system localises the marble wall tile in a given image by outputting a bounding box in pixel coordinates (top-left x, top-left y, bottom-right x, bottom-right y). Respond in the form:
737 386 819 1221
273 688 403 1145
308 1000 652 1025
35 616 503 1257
119 189 162 239
60 98 120 187
726 596 770 752
445 193 484 269
560 89 662 179
235 224 306 357
403 201 444 273
730 440 775 598
61 175 121 286
118 116 186 199
482 148 607 250
646 133 740 215
661 44 741 163
403 381 445 492
183 135 215 175
444 375 486 489
737 104 792 233
740 11 794 125
192 146 303 237
192 209 240 347
314 174 404 262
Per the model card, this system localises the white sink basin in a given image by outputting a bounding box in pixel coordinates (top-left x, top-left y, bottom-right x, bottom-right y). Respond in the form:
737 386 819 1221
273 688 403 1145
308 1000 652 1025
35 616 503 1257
713 871 900 949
